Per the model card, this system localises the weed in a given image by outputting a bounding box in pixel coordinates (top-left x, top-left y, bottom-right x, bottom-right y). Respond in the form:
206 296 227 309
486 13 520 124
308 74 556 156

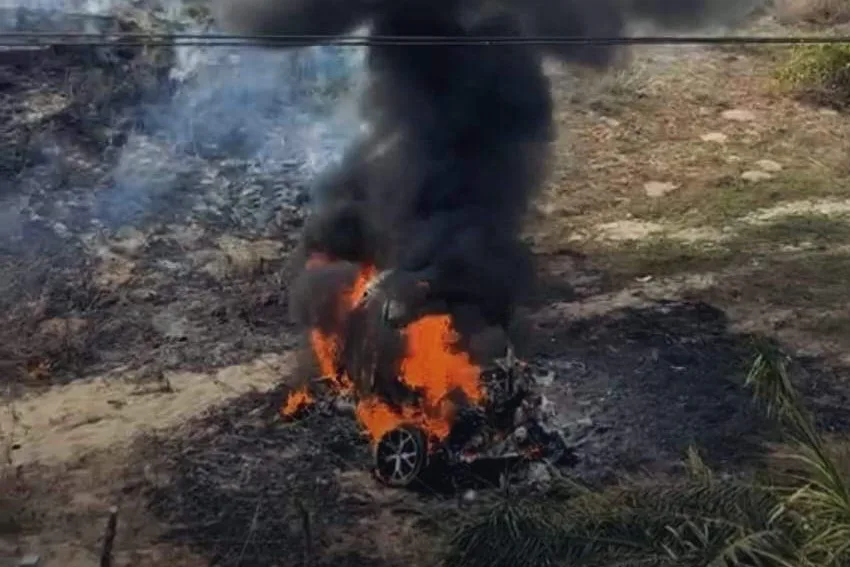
776 43 850 109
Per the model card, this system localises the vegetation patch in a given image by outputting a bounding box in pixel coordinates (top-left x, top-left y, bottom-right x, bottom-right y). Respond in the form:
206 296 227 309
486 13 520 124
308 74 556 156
630 173 850 227
590 236 735 281
443 344 850 567
776 43 850 109
739 212 850 248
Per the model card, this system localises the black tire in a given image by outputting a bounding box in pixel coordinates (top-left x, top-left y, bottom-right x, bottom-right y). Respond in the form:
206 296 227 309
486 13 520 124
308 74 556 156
373 425 428 487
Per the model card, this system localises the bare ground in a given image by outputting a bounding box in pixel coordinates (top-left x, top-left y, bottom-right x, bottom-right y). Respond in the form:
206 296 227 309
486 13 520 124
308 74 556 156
3 12 850 567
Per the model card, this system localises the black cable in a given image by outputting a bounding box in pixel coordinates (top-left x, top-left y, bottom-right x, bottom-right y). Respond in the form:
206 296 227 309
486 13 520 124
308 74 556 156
1 33 850 47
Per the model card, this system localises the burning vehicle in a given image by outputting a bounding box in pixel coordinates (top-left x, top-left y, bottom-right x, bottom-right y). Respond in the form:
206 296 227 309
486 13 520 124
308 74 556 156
283 261 571 487
215 0 757 488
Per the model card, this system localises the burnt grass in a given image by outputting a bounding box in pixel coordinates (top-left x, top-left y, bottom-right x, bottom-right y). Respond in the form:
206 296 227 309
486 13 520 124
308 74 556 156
0 22 310 388
143 386 426 567
140 296 850 567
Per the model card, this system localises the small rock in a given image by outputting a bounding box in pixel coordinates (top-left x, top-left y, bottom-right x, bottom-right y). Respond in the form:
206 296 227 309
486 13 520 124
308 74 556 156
741 170 774 182
721 109 756 122
819 108 839 116
462 490 477 502
700 132 728 143
643 181 678 198
601 116 620 127
18 555 40 567
755 159 782 172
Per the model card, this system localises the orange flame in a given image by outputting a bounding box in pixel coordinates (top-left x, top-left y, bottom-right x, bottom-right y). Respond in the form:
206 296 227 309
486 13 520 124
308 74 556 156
352 314 483 443
281 255 483 447
282 387 314 416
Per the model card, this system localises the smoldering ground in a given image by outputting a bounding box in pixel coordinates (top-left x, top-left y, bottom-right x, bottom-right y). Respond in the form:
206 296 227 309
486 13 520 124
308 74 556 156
215 0 762 374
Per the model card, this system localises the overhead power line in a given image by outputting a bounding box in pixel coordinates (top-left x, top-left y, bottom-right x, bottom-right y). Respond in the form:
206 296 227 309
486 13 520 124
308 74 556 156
2 32 850 47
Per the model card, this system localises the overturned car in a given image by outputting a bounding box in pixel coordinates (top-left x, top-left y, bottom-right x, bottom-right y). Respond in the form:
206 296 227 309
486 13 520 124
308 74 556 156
285 265 573 488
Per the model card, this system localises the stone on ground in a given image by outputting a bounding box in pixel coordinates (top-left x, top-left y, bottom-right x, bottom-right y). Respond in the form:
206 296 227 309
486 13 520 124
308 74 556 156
755 159 783 172
721 109 756 122
644 181 678 198
741 170 774 182
701 132 728 143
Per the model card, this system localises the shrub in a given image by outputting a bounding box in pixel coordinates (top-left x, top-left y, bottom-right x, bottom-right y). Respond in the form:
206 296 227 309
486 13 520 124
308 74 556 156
775 43 850 109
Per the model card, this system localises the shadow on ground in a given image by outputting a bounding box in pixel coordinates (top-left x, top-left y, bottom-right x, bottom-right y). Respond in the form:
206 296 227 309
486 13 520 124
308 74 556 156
532 300 850 481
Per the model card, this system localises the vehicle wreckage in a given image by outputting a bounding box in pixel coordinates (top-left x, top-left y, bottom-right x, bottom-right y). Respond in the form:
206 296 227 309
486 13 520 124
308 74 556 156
285 266 574 488
370 351 573 488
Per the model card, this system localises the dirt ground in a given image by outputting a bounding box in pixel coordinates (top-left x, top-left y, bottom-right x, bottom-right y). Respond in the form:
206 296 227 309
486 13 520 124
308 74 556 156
3 9 850 567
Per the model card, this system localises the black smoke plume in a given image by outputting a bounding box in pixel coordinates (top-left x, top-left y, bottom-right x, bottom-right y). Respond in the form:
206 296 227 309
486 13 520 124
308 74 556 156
216 0 760 370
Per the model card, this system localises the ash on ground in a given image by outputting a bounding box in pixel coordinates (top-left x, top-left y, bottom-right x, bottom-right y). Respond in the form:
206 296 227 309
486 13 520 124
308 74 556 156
0 6 361 387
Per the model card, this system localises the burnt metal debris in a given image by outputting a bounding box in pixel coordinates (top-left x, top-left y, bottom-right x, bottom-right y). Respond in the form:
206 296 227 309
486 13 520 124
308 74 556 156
328 346 575 488
291 268 578 488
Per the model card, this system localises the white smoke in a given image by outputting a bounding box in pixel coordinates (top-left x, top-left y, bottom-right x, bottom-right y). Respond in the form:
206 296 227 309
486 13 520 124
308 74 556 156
4 0 366 231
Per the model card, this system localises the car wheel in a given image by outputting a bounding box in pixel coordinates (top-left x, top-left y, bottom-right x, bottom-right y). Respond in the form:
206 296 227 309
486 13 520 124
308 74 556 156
373 425 428 487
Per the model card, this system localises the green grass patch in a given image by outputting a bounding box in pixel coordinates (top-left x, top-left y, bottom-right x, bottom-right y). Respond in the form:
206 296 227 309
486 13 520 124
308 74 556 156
739 213 850 247
631 172 850 227
586 213 850 284
776 43 850 109
590 236 736 281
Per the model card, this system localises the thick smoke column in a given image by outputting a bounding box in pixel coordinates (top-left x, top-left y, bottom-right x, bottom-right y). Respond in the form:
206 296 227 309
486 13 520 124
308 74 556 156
216 0 759 349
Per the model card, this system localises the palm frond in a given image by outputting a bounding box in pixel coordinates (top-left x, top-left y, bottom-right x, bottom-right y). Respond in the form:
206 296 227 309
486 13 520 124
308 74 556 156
442 345 849 567
685 446 714 484
443 497 563 567
744 341 850 567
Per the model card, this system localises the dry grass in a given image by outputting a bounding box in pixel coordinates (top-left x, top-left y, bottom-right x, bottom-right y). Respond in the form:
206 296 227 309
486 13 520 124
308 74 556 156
532 38 850 364
535 48 848 244
0 262 110 389
773 0 850 25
